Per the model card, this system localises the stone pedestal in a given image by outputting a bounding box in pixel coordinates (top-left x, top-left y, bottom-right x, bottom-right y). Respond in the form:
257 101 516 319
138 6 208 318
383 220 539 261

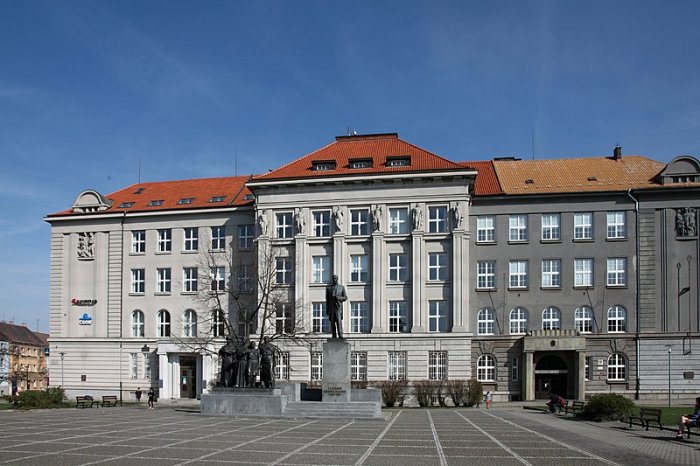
322 339 351 402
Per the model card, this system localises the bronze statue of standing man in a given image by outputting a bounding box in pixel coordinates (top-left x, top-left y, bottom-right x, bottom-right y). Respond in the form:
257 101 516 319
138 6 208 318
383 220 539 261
325 274 347 338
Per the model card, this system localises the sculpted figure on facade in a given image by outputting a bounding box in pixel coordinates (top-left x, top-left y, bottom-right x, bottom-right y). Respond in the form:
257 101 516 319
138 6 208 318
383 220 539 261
371 205 383 232
676 207 697 237
411 204 423 231
257 210 268 236
452 202 464 229
218 337 237 387
246 341 260 387
294 207 306 235
77 232 95 259
332 206 344 232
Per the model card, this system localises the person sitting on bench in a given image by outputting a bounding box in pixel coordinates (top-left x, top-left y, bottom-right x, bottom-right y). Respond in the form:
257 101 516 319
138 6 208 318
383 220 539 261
676 396 700 439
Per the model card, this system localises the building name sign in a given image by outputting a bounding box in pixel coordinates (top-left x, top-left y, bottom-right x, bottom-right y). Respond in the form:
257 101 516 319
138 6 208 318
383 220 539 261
72 298 97 306
78 313 93 326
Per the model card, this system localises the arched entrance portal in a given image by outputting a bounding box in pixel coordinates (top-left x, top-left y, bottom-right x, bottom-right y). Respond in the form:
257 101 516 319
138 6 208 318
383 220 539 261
534 355 568 399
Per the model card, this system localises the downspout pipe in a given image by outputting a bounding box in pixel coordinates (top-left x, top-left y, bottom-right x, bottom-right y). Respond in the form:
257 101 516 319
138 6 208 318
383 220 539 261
627 189 641 400
119 211 126 404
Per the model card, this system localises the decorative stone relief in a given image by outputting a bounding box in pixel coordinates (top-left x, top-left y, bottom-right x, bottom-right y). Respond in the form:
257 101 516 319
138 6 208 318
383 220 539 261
257 209 268 236
675 207 697 237
294 207 306 235
371 205 383 232
411 204 423 231
77 232 95 260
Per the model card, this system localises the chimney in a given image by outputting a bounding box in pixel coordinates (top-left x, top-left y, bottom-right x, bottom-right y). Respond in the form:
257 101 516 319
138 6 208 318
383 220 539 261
613 145 622 160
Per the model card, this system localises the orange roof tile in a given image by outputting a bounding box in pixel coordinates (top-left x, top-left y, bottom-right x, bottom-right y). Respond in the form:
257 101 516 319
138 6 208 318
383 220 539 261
492 156 666 195
251 133 469 182
48 176 252 217
458 160 502 195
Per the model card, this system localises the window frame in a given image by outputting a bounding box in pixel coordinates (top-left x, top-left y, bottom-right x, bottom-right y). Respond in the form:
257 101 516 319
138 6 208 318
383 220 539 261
607 353 626 381
428 252 448 281
388 301 409 333
183 227 199 252
607 211 626 239
476 354 496 382
428 351 447 380
183 309 198 337
388 351 407 380
574 258 594 287
157 309 171 337
542 306 561 330
350 301 369 333
428 206 448 233
509 260 528 289
210 266 226 292
157 228 172 253
477 308 495 335
312 210 331 237
509 214 528 242
477 260 496 289
156 267 172 294
131 269 145 294
607 258 627 287
311 255 330 284
574 212 593 240
312 302 330 334
575 306 593 333
276 212 294 239
607 305 627 333
428 300 448 332
509 307 528 335
237 224 254 249
210 226 226 251
541 259 562 288
388 253 408 282
351 352 367 380
131 230 146 254
131 310 145 337
476 216 496 243
183 267 198 293
388 207 409 234
350 209 370 236
310 352 323 381
275 257 294 285
350 254 369 283
541 213 561 241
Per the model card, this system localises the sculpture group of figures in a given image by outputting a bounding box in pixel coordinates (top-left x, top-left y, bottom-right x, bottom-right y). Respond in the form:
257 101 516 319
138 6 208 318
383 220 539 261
676 207 697 237
218 337 278 388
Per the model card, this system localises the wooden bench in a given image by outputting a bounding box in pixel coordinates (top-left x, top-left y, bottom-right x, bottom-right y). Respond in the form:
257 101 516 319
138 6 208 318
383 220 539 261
76 395 98 408
101 395 121 407
628 407 663 431
564 401 586 415
557 399 569 414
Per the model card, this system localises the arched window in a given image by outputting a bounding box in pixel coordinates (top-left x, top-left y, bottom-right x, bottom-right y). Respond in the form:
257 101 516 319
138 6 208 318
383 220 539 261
477 354 496 382
212 310 226 338
542 306 561 330
183 309 198 337
575 306 593 333
131 310 144 337
157 310 171 337
509 307 528 334
607 305 626 333
477 308 495 335
607 353 626 381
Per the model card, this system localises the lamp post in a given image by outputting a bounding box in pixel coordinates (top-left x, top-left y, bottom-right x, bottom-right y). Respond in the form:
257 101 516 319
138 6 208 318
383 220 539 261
665 345 672 407
59 352 65 388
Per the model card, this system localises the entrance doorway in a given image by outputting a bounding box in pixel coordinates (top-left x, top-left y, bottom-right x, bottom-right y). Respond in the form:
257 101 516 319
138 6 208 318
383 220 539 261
179 355 197 398
534 355 568 399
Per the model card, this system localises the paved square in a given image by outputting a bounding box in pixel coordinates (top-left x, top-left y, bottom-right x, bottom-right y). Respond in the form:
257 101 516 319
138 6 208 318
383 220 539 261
0 406 698 465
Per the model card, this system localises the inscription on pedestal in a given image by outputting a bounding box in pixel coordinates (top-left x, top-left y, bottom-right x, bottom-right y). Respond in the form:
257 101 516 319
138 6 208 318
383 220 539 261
322 339 351 402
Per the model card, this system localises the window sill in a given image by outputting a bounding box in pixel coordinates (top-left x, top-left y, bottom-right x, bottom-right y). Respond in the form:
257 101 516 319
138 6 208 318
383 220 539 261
180 291 198 295
129 252 146 256
541 287 562 290
129 293 145 297
155 251 172 255
606 285 628 289
573 238 594 243
508 287 528 291
605 237 627 242
154 292 171 296
181 250 199 254
475 241 497 245
476 288 497 292
573 285 594 290
508 240 529 245
540 239 562 244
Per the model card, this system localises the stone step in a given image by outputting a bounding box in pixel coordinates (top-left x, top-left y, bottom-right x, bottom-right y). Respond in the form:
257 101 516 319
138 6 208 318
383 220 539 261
283 401 382 419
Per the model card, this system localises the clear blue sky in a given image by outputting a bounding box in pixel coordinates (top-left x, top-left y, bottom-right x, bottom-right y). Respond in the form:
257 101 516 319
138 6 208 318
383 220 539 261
1 1 699 333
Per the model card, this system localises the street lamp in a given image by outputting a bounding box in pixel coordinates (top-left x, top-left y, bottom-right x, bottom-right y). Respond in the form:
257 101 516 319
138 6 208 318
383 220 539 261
665 345 672 407
59 352 65 388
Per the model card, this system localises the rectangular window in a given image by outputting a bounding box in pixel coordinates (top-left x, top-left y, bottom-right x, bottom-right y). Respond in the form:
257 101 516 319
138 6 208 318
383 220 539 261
156 268 171 293
388 254 408 281
350 209 370 236
428 206 448 233
509 260 528 288
237 224 254 249
313 210 331 237
351 352 367 380
574 212 593 240
574 259 593 287
350 301 369 333
388 207 409 234
428 351 447 380
274 352 289 380
157 229 172 252
311 256 330 284
211 266 225 292
585 357 591 381
275 258 293 285
607 258 626 286
131 269 145 294
311 352 323 381
183 267 198 293
350 255 369 282
477 261 496 289
237 265 253 292
509 215 528 242
130 353 139 379
388 351 407 380
388 301 409 333
511 357 519 381
312 302 330 333
184 227 199 251
276 212 293 239
542 259 561 288
541 213 561 241
211 226 226 251
275 304 294 334
428 300 448 332
428 253 447 281
131 230 146 254
477 216 495 242
607 211 626 239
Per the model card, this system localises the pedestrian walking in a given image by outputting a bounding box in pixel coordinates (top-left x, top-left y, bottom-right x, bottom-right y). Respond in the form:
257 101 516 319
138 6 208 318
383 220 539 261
484 390 492 409
135 387 142 404
147 387 155 409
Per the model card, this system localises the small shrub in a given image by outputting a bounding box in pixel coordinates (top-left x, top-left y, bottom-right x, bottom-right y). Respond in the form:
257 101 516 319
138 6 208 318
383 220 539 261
445 380 467 406
583 393 635 421
412 380 435 407
465 379 483 407
375 380 408 407
351 380 368 389
15 388 66 409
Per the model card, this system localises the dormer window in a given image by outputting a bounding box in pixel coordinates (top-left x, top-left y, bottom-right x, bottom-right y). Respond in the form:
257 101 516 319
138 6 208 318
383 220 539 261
349 158 373 169
244 194 255 200
177 198 194 205
209 196 226 203
312 160 336 171
118 202 135 208
134 187 145 194
149 200 164 206
387 156 410 167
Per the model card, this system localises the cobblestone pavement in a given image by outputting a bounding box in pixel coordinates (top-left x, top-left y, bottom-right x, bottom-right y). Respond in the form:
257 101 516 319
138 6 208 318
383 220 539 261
0 405 698 465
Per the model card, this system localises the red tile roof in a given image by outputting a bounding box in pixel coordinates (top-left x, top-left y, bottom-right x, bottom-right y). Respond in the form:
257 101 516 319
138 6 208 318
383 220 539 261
251 133 470 182
458 160 502 195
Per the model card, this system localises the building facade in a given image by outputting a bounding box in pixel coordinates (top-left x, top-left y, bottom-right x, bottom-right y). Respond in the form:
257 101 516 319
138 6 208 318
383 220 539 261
0 322 49 395
45 134 699 402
